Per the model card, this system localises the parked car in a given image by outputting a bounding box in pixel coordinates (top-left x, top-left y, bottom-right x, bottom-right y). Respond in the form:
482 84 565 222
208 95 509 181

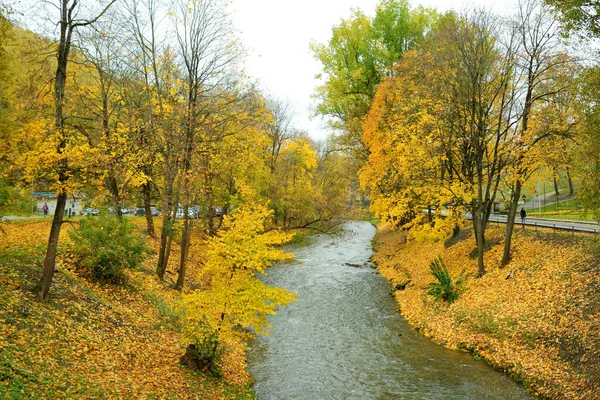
175 207 197 219
81 207 99 216
189 206 200 219
135 205 161 217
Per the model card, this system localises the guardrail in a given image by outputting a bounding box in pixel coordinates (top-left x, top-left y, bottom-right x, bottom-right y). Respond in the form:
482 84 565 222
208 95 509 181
487 215 600 235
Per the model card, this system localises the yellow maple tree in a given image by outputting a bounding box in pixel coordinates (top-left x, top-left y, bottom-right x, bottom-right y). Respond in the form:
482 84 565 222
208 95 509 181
180 204 296 359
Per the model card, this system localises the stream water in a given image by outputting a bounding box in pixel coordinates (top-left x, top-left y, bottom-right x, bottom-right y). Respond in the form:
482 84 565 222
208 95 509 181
247 221 531 399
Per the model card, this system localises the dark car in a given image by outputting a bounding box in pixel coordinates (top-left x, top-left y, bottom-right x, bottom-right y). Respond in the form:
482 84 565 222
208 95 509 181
135 205 161 217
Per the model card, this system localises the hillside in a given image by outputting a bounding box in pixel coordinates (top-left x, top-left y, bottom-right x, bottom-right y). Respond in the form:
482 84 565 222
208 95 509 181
0 219 253 399
373 224 600 400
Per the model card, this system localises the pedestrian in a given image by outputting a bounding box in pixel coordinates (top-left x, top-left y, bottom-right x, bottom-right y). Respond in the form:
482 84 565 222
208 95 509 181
520 207 526 228
42 203 48 217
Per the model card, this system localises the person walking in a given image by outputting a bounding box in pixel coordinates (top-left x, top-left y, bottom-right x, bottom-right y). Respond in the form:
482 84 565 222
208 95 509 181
520 207 526 228
42 203 48 217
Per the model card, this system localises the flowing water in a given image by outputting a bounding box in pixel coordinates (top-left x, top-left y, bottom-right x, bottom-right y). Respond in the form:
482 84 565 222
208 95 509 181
248 221 531 400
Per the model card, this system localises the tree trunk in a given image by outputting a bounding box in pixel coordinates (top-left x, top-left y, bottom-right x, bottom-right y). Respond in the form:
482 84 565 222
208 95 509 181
142 181 155 237
157 179 174 279
501 180 521 267
473 211 486 278
157 212 171 279
40 2 72 302
553 170 560 200
567 168 574 195
175 205 191 291
108 175 122 219
39 190 67 301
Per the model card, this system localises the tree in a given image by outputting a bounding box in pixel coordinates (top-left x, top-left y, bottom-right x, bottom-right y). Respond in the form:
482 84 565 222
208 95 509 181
361 10 517 276
265 97 295 173
76 16 147 220
126 0 174 239
171 0 243 291
311 0 438 162
544 0 600 36
270 137 320 228
575 66 600 217
38 0 116 301
501 0 575 266
180 205 296 366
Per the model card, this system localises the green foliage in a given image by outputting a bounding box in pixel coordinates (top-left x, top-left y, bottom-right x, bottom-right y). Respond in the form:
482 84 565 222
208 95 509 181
576 65 600 221
311 0 438 159
544 0 600 36
0 182 34 215
69 214 149 281
426 256 465 304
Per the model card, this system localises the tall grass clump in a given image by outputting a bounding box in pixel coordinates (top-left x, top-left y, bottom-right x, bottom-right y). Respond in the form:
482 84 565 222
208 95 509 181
426 256 465 304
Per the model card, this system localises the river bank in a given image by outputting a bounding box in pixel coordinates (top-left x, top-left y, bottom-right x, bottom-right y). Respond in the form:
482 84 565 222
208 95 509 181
372 223 600 399
0 219 253 399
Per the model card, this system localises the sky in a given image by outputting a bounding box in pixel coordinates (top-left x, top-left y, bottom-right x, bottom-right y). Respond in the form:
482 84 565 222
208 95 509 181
229 0 513 140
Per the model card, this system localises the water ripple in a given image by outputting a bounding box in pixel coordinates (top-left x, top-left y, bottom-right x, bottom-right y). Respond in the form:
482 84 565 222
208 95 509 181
248 221 530 400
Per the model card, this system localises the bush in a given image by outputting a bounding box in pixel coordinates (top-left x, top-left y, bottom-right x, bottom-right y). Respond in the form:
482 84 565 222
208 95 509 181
69 214 149 281
426 256 465 304
180 319 224 377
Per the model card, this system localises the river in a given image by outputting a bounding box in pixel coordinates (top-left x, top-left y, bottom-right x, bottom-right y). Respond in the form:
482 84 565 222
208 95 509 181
247 221 530 399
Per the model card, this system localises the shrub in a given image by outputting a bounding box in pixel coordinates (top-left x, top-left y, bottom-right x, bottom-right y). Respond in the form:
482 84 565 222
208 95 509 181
179 320 224 378
69 214 149 281
426 256 465 304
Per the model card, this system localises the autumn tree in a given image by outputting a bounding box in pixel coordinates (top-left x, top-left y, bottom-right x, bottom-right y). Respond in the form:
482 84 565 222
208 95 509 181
265 97 295 173
125 0 175 239
360 50 455 234
270 136 321 228
543 1 600 219
36 0 116 301
75 16 149 220
170 0 244 290
180 205 296 369
311 0 438 162
501 0 575 266
361 10 518 276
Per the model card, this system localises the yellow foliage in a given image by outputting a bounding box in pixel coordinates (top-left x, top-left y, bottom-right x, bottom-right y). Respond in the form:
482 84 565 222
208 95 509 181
181 204 296 348
0 219 253 398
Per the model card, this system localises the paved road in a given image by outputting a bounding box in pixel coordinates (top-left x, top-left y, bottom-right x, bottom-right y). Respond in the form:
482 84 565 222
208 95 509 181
487 214 599 234
524 191 576 210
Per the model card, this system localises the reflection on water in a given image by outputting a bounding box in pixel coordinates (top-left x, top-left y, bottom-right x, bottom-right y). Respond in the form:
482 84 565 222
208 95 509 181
248 221 530 400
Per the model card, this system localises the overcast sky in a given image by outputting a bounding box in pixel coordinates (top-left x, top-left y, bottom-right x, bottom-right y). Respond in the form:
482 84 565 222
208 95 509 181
230 0 513 140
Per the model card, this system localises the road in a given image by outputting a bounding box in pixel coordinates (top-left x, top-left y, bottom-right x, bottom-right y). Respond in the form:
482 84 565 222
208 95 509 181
487 214 599 234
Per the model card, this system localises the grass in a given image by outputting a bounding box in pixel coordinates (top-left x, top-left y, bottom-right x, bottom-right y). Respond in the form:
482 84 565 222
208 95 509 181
517 198 597 222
